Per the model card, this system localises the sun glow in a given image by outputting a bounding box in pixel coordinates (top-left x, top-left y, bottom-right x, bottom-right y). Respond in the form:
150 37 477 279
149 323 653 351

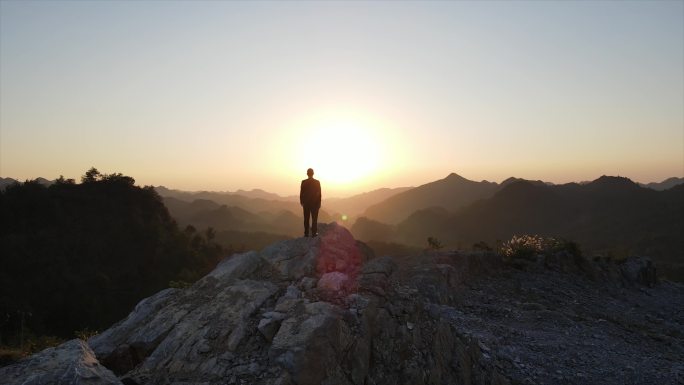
288 116 387 190
271 109 407 195
304 121 382 183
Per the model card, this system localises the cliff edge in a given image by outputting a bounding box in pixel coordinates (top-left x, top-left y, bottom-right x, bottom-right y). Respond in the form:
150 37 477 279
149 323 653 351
1 223 682 385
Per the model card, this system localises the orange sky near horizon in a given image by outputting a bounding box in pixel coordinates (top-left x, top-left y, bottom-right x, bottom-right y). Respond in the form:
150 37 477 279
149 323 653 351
1 1 682 197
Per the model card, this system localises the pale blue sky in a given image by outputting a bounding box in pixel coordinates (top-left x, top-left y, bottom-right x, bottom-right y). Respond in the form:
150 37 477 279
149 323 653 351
1 0 682 196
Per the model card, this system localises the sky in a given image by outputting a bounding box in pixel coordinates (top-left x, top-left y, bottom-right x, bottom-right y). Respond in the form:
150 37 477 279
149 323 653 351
1 0 682 197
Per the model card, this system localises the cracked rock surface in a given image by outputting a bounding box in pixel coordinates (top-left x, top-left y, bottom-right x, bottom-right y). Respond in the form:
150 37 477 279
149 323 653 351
3 222 682 385
0 339 122 385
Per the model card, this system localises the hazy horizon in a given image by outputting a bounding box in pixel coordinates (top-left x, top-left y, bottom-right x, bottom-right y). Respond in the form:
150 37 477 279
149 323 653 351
1 1 683 197
1 170 682 199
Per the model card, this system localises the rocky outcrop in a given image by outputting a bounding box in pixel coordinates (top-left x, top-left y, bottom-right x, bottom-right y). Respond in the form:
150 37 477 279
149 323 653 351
5 222 683 385
0 339 122 385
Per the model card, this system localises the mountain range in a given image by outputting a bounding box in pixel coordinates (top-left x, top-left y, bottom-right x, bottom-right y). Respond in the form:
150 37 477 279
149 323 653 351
162 196 332 238
3 173 682 279
359 174 548 224
0 176 52 189
156 185 412 219
639 176 684 191
362 173 500 224
2 171 682 384
155 185 297 202
352 176 684 280
150 173 684 280
154 185 412 248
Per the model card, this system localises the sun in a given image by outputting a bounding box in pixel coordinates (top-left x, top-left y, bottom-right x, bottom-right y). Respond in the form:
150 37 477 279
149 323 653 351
298 119 383 186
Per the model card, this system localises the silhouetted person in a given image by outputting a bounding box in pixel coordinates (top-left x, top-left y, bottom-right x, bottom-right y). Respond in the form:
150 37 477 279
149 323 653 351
300 168 321 237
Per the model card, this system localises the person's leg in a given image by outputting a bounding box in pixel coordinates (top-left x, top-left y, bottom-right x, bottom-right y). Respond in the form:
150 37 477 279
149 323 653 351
311 207 319 236
303 206 311 237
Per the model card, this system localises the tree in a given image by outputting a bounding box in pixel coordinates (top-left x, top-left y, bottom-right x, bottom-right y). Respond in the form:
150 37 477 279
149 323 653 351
81 167 101 183
102 173 135 186
55 175 75 185
205 227 216 241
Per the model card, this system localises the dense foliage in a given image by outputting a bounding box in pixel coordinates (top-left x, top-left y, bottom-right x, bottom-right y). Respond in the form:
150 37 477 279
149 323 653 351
0 169 225 346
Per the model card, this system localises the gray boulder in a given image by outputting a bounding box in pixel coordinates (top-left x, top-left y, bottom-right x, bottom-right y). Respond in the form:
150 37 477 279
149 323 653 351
620 256 657 286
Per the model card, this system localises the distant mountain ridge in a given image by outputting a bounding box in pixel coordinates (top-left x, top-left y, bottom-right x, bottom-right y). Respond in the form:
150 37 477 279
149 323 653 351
156 185 411 218
352 176 684 280
361 173 550 224
324 187 412 217
156 188 304 218
154 185 413 243
154 186 297 202
162 196 328 238
0 177 53 189
361 174 683 224
639 177 684 191
3 175 680 195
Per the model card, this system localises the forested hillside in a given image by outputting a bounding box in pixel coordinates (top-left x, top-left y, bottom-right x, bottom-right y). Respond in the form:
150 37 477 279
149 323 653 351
0 169 226 348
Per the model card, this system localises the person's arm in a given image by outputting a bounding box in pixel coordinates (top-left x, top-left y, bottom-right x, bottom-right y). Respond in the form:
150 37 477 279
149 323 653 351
300 180 304 206
316 180 322 207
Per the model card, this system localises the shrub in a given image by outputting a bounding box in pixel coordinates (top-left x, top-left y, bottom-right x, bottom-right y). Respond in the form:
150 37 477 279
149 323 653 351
74 327 98 340
501 234 548 260
501 235 581 261
0 346 26 366
169 280 193 289
472 241 492 252
427 236 443 250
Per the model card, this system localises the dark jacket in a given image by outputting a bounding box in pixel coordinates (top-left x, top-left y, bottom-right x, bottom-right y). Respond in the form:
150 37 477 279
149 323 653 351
300 178 321 208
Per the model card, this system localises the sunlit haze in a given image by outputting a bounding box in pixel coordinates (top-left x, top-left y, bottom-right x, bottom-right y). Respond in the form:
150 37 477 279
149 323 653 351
1 1 682 197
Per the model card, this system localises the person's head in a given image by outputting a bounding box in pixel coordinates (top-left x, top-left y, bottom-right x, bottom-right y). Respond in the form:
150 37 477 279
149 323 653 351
307 168 314 177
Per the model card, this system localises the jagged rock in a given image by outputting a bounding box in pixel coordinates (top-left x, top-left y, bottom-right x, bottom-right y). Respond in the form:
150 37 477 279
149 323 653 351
205 250 263 281
315 223 370 282
620 256 657 286
96 224 684 384
87 287 179 374
0 339 121 385
260 237 318 280
298 276 317 291
358 256 397 296
284 285 301 299
361 255 397 276
89 278 278 378
317 271 350 291
258 316 283 342
14 222 684 385
270 301 354 385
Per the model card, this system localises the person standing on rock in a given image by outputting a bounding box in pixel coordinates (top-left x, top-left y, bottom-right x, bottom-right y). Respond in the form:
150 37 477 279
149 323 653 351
300 168 321 237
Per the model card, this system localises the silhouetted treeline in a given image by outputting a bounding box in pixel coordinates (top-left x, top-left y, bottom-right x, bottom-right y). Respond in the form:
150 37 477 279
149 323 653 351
0 169 226 345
